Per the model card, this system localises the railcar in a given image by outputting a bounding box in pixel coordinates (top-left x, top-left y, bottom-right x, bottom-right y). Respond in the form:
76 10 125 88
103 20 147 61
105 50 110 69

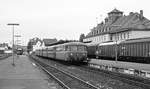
16 48 23 55
55 42 88 62
35 42 88 62
47 46 56 58
35 47 43 56
42 47 47 57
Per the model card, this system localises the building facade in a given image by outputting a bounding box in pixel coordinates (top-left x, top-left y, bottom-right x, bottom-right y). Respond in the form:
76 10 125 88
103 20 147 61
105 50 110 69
83 9 150 43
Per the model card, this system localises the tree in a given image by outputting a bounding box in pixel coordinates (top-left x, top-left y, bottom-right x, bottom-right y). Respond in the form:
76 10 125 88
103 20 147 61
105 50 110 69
79 33 85 42
27 37 42 53
27 41 33 53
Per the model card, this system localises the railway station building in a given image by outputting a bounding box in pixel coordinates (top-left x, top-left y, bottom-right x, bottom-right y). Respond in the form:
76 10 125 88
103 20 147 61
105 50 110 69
83 9 150 43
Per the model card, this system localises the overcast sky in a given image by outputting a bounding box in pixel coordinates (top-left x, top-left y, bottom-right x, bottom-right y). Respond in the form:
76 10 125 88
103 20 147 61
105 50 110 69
0 0 149 46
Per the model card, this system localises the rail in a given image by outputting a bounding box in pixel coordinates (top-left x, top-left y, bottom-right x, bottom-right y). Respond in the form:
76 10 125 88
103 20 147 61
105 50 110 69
30 57 98 89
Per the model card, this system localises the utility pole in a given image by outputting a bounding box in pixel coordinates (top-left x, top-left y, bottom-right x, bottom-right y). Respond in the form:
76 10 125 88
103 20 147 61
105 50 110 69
7 23 19 66
115 33 118 63
110 25 122 63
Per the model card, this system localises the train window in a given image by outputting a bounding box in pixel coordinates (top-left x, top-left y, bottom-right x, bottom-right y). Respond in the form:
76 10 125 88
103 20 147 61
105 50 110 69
48 48 54 51
121 46 125 50
65 46 68 51
65 45 86 51
62 46 65 51
70 46 78 51
78 46 87 51
56 46 64 51
55 47 59 51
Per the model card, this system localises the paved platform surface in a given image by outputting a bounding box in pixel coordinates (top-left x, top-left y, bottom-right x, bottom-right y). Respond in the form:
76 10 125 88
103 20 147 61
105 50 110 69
90 59 150 71
0 55 62 89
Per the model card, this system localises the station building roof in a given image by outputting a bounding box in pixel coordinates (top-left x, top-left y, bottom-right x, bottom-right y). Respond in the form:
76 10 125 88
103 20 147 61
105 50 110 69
85 9 150 38
43 38 57 46
108 8 123 14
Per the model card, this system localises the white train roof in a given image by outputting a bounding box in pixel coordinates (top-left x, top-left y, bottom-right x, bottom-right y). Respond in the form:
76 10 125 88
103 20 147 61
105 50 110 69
64 42 86 45
98 40 123 46
85 42 102 46
55 42 86 46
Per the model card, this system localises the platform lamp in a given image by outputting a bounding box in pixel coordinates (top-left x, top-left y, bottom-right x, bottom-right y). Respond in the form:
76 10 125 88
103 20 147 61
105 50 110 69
7 23 19 66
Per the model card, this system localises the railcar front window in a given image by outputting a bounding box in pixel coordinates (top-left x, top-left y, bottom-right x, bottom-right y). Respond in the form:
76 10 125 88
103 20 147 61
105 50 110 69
66 46 77 51
78 46 86 51
70 46 78 51
66 45 86 51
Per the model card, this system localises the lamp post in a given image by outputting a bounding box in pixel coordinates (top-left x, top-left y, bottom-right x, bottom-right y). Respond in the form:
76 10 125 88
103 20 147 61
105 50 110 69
7 23 19 66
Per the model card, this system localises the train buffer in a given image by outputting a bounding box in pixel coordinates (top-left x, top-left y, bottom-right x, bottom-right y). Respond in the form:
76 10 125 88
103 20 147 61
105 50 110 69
0 55 61 89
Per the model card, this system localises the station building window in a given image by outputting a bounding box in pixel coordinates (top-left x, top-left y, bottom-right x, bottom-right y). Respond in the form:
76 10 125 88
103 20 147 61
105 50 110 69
120 33 122 40
124 33 126 39
125 32 128 39
110 35 112 40
104 36 106 41
119 34 121 40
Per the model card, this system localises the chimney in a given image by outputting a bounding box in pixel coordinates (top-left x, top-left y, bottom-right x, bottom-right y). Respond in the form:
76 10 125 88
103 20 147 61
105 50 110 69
105 18 108 23
140 10 143 19
129 12 134 15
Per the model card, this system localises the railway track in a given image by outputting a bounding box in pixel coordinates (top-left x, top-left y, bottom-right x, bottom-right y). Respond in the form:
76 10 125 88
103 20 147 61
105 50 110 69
30 56 98 89
30 55 150 89
78 65 150 89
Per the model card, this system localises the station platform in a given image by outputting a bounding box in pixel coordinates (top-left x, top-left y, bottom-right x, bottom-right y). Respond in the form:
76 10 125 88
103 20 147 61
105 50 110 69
90 59 150 72
0 55 61 89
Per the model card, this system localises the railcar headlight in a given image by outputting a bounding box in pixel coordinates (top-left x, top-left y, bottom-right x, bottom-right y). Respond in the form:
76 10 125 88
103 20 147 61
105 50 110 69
70 53 73 56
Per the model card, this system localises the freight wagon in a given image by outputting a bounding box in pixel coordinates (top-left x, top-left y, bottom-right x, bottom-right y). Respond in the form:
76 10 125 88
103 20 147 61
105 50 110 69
118 38 150 63
95 41 121 60
95 38 150 63
86 42 100 58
